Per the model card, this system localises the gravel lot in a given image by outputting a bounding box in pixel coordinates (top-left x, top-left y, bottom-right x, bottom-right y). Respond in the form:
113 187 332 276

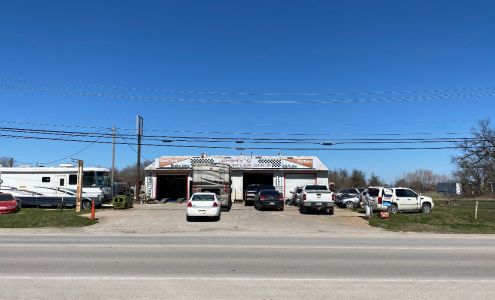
77 202 378 235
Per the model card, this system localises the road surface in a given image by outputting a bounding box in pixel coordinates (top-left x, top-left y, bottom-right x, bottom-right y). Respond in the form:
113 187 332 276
1 234 494 299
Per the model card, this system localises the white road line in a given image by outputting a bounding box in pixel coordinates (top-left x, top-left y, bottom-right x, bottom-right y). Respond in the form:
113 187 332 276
0 243 493 251
0 276 494 283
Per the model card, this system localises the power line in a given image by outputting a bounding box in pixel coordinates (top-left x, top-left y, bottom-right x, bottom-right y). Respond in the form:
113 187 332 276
0 119 471 137
39 129 110 165
0 126 481 145
0 132 475 151
117 132 152 162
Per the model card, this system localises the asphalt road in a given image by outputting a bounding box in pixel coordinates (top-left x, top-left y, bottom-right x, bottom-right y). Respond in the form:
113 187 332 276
1 234 494 299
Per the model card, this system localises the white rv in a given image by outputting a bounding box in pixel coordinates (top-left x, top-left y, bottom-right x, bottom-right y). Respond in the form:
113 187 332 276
0 165 112 204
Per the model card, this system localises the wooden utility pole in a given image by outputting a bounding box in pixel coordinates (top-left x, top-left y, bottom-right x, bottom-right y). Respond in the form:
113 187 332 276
135 115 143 202
111 126 116 196
76 159 84 212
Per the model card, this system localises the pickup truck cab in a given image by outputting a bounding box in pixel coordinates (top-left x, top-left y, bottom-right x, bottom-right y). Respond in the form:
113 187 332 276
299 184 335 215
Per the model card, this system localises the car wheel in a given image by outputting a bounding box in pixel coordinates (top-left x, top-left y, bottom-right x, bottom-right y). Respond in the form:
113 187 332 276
421 203 432 214
299 206 307 214
328 207 334 215
279 206 284 211
186 216 193 222
345 201 355 209
389 204 398 214
82 200 92 210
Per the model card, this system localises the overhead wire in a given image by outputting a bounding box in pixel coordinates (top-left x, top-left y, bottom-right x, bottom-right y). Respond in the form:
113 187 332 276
0 126 481 145
39 128 111 165
0 133 472 151
0 119 470 137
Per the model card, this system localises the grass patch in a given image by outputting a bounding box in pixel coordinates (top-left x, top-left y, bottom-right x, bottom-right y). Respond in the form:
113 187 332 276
369 200 495 234
0 208 97 228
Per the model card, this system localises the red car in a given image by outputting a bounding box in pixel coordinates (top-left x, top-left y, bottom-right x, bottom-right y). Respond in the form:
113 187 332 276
0 193 21 214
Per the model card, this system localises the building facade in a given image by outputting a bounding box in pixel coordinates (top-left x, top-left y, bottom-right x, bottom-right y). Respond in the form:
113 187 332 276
144 155 329 201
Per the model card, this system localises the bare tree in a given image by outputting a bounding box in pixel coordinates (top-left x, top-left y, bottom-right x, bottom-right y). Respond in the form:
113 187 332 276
0 156 14 167
452 119 495 195
350 169 367 187
368 172 384 186
394 169 450 192
114 160 153 184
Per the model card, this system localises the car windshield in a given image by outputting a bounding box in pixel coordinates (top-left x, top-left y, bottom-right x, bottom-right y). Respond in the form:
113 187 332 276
191 194 215 201
0 194 15 201
305 185 327 190
259 185 275 191
246 184 260 191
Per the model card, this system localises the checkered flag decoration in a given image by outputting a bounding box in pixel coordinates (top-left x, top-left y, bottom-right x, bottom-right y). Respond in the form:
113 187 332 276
258 158 282 168
191 158 215 165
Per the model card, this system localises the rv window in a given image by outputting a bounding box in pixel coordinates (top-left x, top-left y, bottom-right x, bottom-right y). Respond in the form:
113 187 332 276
60 178 65 186
42 177 51 183
69 175 77 185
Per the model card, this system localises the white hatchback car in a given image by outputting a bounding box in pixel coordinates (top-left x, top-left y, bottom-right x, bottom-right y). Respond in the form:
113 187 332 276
186 192 221 222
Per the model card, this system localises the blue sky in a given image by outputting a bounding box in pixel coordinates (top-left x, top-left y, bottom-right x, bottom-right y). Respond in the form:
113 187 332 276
1 0 494 183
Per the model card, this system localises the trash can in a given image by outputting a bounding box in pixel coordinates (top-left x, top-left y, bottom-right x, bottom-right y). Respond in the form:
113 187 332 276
112 195 133 209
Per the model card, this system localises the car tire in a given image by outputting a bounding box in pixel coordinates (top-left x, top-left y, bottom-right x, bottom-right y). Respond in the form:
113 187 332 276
82 200 92 210
345 201 355 209
299 206 307 214
389 204 398 214
279 206 284 211
328 207 334 215
186 216 193 222
421 203 432 214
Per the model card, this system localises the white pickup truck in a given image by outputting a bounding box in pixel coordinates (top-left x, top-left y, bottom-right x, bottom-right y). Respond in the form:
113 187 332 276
299 184 335 215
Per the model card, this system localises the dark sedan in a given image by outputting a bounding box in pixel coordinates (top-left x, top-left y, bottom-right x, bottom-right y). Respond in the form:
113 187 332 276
254 190 284 211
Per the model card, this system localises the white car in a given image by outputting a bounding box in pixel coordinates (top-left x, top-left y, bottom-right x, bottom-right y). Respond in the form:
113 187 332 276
186 192 221 221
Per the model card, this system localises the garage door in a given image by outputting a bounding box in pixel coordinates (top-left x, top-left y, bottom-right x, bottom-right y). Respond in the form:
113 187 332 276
284 173 316 199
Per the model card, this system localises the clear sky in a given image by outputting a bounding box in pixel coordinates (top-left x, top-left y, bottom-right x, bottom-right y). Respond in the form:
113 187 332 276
1 0 494 183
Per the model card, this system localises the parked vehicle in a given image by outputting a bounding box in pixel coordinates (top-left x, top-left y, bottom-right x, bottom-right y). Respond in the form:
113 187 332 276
0 165 112 203
112 195 133 209
0 193 21 214
388 187 434 214
186 192 221 221
192 163 232 211
244 184 275 206
289 186 303 206
299 184 335 214
336 192 364 209
0 186 97 209
361 187 393 212
255 190 284 211
335 188 365 208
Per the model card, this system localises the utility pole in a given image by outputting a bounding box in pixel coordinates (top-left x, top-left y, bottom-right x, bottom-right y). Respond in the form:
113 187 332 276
135 115 143 202
76 159 83 212
111 125 116 196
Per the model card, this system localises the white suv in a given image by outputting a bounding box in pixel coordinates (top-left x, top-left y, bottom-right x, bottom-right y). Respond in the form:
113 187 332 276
388 187 434 214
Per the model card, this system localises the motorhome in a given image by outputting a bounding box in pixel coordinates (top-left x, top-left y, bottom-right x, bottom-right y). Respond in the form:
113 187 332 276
191 163 232 211
0 165 112 203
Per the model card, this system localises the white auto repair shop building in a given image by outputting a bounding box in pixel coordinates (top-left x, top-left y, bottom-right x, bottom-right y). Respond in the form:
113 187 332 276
144 155 329 201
